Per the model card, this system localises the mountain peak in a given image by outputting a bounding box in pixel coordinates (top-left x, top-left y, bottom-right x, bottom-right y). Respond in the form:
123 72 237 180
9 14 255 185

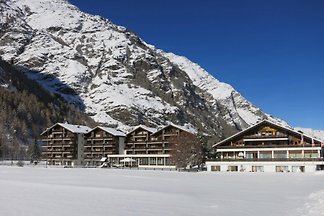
0 0 286 143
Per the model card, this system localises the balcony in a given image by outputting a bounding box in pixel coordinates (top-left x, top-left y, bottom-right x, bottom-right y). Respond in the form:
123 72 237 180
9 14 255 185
211 158 324 162
91 151 102 154
50 144 63 147
147 146 163 149
163 133 177 137
132 134 148 137
63 144 74 147
92 144 105 148
133 148 146 151
217 144 321 149
244 134 288 139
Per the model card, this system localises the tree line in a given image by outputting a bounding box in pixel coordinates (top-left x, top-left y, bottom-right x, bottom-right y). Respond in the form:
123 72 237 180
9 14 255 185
0 58 95 161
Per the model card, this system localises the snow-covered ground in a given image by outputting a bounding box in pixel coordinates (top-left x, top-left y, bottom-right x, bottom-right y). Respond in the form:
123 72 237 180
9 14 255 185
0 166 323 216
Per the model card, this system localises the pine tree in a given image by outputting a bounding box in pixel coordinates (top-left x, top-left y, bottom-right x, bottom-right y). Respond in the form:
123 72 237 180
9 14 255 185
29 139 41 164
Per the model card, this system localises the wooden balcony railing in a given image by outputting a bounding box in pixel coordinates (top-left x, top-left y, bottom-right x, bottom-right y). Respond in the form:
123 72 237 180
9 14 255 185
208 158 324 162
217 144 321 149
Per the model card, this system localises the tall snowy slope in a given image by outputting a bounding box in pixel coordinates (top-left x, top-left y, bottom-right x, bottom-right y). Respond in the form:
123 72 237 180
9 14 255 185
161 52 275 128
295 127 324 141
0 0 286 141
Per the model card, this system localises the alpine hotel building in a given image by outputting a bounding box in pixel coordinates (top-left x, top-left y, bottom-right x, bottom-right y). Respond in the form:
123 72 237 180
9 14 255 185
41 122 198 168
206 120 324 172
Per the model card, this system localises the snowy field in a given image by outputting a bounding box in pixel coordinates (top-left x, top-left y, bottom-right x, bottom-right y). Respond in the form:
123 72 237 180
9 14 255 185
0 166 323 216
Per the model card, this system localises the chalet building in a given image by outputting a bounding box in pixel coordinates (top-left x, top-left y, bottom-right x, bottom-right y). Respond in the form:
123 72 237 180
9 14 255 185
124 125 158 155
108 124 198 168
84 126 126 166
41 123 91 166
206 120 324 172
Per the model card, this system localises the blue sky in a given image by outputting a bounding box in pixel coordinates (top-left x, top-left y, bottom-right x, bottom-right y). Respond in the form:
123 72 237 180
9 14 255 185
70 0 324 129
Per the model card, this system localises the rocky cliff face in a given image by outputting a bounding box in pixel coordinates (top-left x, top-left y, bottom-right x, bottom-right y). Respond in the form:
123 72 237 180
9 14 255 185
0 0 285 143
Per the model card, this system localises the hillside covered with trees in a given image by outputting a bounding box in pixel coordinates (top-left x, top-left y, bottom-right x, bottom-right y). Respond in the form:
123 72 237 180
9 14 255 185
0 58 96 160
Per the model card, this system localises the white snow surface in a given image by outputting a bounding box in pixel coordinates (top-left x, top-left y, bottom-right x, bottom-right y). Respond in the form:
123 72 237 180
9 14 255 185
161 52 286 127
3 0 181 127
129 125 158 134
58 123 91 134
295 127 324 141
1 0 289 131
95 126 126 137
0 167 324 216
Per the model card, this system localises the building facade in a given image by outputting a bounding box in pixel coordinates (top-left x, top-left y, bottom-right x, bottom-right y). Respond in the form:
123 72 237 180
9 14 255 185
42 123 200 168
206 120 324 172
41 123 91 166
108 124 199 169
124 125 157 155
84 126 125 166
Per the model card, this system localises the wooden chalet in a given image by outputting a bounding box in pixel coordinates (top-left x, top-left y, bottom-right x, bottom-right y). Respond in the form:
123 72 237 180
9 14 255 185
150 123 198 155
206 120 324 172
124 125 158 155
83 126 126 166
41 123 91 166
108 124 198 168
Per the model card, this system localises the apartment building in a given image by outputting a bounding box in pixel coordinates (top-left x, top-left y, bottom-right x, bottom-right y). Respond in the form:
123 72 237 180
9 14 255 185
41 123 91 166
84 126 126 166
206 120 324 172
108 123 198 168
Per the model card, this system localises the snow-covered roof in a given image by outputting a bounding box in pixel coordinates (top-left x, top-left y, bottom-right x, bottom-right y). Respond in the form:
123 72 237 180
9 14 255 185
152 123 197 135
127 125 158 135
93 126 126 137
41 123 91 135
213 120 323 148
58 123 91 134
100 157 107 162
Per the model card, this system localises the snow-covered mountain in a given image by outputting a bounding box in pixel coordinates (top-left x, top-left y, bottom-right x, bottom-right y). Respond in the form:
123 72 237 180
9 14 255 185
294 128 324 142
0 0 286 141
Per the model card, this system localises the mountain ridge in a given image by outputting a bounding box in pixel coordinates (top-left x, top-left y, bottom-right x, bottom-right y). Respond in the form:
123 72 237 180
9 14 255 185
0 0 291 144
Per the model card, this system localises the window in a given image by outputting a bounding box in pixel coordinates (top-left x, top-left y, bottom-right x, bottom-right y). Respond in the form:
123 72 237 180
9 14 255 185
227 166 238 172
165 158 171 165
157 158 164 165
316 165 324 171
276 166 289 172
246 152 257 159
252 166 264 172
292 166 305 172
259 151 272 159
139 158 148 165
211 166 221 171
149 158 156 165
274 151 287 159
289 151 302 159
304 150 319 158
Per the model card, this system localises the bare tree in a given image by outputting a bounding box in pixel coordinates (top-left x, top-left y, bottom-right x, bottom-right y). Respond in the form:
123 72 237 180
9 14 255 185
170 133 204 169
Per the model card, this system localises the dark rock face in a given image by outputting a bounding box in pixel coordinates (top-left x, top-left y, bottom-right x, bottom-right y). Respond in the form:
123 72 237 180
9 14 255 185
0 0 285 145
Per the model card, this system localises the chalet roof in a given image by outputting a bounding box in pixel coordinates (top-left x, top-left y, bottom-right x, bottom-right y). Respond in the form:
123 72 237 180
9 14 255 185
152 123 197 136
213 120 322 148
91 126 126 137
40 123 91 135
127 125 158 135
